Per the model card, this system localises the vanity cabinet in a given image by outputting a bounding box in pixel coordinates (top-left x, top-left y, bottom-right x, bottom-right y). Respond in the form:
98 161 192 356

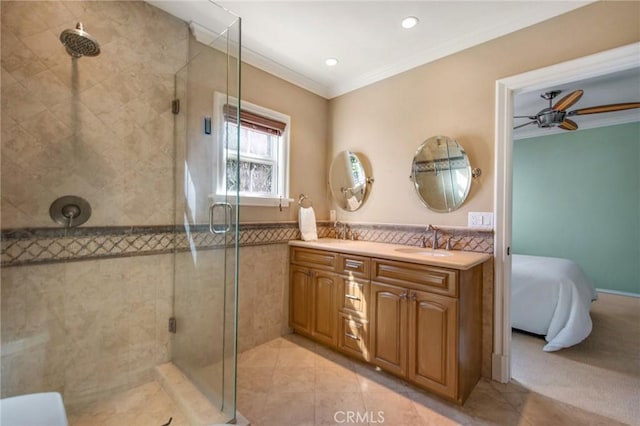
370 280 458 398
290 265 313 334
369 281 408 376
408 288 458 398
289 245 483 404
289 248 339 346
370 258 481 402
336 253 371 361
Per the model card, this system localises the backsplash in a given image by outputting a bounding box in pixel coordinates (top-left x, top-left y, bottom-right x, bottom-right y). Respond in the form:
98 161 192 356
337 223 493 253
1 222 493 267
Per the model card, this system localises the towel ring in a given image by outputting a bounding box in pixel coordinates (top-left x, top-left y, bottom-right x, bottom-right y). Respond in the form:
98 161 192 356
298 193 312 208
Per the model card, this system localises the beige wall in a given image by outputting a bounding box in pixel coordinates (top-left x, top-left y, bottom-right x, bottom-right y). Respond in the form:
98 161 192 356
177 38 329 225
241 63 330 222
329 1 640 227
238 244 290 352
176 37 329 225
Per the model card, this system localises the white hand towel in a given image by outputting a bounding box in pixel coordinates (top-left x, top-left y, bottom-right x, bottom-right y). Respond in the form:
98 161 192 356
298 206 318 241
346 195 359 211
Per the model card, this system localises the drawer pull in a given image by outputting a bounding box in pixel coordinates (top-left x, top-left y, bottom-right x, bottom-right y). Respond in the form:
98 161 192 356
345 332 360 341
345 294 360 301
345 260 362 269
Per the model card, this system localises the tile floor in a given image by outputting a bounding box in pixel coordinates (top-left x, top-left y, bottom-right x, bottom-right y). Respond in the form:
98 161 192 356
236 333 627 426
67 332 628 425
67 381 190 426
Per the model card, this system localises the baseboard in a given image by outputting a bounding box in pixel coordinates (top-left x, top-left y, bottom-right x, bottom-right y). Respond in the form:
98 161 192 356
596 288 640 298
491 353 510 383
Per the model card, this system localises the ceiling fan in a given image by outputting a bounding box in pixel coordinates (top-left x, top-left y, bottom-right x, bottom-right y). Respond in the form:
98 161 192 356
513 89 640 131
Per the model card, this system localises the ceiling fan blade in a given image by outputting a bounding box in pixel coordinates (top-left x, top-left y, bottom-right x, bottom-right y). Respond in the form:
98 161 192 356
552 89 583 111
559 118 578 131
568 102 640 116
513 121 537 130
514 115 537 119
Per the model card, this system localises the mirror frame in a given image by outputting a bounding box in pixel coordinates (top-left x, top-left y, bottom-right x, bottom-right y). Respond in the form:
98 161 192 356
411 135 472 213
329 150 373 212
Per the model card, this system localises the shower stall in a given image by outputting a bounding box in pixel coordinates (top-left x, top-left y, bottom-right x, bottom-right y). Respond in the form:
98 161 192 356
171 6 241 422
0 1 241 424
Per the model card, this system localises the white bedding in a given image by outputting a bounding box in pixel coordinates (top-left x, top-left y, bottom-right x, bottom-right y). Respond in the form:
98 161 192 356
511 254 598 352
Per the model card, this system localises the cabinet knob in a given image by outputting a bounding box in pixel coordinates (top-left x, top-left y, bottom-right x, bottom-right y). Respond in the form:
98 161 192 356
410 293 417 301
400 292 408 300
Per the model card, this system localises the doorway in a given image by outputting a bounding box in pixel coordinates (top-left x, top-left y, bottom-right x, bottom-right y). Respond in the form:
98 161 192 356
492 41 640 383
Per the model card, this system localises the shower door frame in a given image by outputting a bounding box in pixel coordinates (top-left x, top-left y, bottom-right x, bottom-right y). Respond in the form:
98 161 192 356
171 13 241 423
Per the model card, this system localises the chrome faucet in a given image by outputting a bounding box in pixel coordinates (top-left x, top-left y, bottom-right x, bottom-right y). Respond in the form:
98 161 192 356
427 224 439 249
334 221 347 239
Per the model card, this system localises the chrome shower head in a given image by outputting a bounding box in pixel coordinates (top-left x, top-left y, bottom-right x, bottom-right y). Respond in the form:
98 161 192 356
59 22 100 58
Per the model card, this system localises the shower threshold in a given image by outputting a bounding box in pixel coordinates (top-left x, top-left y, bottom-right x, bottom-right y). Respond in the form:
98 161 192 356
155 362 249 425
66 380 190 425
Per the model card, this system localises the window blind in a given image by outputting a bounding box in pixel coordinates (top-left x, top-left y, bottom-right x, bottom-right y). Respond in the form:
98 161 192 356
223 104 286 136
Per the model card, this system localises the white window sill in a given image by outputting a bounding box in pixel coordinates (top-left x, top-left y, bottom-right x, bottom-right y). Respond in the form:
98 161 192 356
209 194 294 208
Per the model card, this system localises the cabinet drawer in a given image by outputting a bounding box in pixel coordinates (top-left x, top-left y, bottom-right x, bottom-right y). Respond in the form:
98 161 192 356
338 254 370 278
338 276 369 318
338 314 369 361
291 247 337 270
372 259 458 297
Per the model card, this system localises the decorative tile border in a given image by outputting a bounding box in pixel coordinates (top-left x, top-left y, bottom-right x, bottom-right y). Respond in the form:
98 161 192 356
1 222 492 267
1 226 176 267
344 223 494 253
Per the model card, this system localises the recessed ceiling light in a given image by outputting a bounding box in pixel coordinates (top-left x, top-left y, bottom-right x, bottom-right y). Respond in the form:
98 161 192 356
401 16 419 29
325 58 339 67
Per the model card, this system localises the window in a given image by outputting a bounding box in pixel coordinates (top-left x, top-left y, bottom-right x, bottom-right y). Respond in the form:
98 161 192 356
214 93 291 207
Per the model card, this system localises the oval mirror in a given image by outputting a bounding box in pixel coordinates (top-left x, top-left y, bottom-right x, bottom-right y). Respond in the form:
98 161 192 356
411 136 472 212
329 150 371 211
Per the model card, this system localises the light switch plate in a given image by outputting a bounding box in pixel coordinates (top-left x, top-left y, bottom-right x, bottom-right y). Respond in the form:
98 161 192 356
468 212 493 229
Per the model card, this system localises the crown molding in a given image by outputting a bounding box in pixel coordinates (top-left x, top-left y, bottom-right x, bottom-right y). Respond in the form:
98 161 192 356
154 0 592 100
190 21 330 98
326 3 593 98
241 48 331 99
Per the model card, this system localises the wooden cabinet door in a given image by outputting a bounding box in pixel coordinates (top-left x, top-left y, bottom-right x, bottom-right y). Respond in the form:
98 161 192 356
370 281 407 377
290 265 312 335
408 289 458 400
311 270 338 346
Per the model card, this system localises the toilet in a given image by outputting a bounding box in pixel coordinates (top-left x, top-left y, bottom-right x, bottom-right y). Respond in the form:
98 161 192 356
0 392 69 426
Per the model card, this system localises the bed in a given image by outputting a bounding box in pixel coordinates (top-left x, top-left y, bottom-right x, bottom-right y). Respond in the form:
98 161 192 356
511 254 598 352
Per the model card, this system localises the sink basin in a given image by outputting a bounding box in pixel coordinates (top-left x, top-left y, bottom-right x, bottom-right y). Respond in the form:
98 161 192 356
394 247 453 257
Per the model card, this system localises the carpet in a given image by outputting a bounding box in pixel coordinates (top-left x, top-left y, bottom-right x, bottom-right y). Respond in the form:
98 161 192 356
511 292 640 425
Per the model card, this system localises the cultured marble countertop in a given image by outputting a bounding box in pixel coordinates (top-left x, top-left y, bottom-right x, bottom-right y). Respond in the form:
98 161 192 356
289 238 491 271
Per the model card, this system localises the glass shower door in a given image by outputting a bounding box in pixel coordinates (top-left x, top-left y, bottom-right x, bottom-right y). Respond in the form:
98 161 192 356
172 9 240 424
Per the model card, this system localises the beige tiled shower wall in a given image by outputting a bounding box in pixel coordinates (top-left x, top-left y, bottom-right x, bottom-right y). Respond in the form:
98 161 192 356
0 1 187 228
0 0 188 410
0 254 173 409
238 244 291 353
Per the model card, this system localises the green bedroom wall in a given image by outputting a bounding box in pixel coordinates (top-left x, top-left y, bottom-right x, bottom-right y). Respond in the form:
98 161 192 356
512 122 640 295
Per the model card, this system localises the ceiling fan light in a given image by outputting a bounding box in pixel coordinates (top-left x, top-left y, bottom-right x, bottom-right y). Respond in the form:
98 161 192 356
401 16 419 29
538 110 566 127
